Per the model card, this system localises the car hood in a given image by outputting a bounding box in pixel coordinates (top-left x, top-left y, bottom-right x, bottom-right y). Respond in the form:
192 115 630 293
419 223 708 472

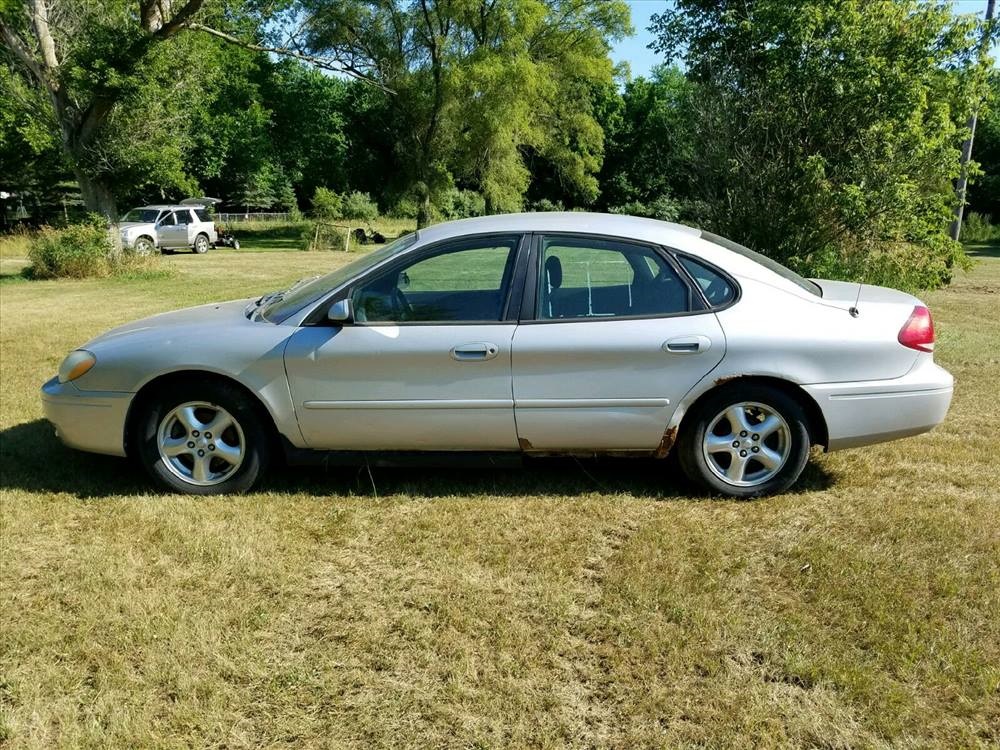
84 299 256 348
118 221 156 233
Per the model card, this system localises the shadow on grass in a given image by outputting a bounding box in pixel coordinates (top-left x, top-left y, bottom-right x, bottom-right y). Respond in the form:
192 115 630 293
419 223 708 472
964 240 1000 259
0 419 833 500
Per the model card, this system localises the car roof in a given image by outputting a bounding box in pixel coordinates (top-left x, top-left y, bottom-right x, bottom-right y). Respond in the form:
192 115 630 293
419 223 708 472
413 212 819 302
416 212 701 246
133 205 198 211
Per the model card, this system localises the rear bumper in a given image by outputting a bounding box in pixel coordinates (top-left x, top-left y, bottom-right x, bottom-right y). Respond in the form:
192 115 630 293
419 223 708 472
803 359 953 451
41 376 133 457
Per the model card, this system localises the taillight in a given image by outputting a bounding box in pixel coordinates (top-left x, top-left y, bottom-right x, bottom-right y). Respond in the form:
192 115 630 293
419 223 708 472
898 305 934 352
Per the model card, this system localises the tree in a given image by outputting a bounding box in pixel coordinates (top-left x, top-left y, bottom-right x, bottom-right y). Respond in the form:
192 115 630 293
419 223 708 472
0 0 373 218
598 65 697 212
650 0 992 287
966 72 1000 221
299 0 631 227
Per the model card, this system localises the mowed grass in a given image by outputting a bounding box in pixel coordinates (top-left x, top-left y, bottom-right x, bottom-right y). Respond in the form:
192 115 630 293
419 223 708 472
1 242 998 748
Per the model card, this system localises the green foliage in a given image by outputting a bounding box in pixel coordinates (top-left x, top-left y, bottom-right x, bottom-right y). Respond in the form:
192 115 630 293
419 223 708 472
800 238 970 294
300 221 347 252
959 212 1000 242
600 67 697 210
437 189 486 220
310 188 377 222
340 191 379 222
26 215 160 279
966 72 1000 221
609 195 681 222
311 187 343 220
529 198 564 212
648 0 992 289
301 0 631 224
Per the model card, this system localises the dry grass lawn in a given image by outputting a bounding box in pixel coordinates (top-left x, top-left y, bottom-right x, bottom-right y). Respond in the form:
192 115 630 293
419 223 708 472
1 243 998 748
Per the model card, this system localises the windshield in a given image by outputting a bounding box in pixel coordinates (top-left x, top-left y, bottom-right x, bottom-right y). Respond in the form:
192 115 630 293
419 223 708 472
260 233 419 323
121 208 162 223
700 231 822 297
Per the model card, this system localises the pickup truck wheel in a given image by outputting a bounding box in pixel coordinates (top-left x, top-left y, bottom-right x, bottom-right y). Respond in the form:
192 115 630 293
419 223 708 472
136 381 270 495
677 384 810 499
193 233 210 254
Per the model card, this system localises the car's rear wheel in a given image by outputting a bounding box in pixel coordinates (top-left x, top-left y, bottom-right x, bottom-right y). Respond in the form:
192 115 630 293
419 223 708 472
136 381 269 494
133 236 155 255
677 384 810 498
193 233 210 254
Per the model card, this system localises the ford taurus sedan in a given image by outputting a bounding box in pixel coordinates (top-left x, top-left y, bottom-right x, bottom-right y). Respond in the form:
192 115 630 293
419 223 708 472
41 213 953 497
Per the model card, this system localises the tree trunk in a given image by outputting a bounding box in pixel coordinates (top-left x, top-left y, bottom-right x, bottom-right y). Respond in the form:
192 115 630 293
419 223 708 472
74 168 118 220
416 184 432 229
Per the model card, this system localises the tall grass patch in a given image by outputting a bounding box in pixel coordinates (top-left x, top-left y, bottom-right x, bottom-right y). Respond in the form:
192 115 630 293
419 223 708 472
26 216 166 280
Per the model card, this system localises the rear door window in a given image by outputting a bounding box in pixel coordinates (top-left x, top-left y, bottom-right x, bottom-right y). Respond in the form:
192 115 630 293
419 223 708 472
537 236 693 319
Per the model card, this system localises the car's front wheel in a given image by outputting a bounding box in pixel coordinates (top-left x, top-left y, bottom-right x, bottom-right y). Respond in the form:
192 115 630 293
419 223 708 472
136 381 270 494
193 233 210 254
133 236 155 255
677 384 811 498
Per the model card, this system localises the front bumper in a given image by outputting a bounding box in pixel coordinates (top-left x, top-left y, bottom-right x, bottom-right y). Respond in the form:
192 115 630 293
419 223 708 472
803 359 954 451
41 376 134 457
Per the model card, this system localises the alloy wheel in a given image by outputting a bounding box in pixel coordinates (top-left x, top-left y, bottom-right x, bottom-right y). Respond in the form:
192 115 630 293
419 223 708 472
156 401 245 486
701 401 791 487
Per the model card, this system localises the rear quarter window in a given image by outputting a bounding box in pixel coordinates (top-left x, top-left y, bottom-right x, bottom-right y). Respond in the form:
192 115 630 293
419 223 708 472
678 255 736 309
194 209 212 222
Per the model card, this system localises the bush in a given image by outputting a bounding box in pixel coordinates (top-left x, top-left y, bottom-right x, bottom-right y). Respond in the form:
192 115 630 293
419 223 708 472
529 198 564 213
387 197 419 219
299 221 348 252
438 188 486 219
610 195 681 222
26 215 161 279
960 212 999 243
792 235 970 293
340 191 379 222
312 187 342 220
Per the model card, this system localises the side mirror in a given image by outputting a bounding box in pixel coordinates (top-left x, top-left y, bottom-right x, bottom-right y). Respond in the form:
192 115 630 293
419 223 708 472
328 298 354 324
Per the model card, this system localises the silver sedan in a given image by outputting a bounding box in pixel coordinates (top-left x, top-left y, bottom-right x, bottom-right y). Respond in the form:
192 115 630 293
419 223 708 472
41 213 953 497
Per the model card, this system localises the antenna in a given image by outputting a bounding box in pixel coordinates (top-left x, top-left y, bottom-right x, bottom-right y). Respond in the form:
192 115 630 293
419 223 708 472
849 282 862 318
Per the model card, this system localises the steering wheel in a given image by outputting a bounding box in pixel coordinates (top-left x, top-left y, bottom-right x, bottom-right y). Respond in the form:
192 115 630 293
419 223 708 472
391 287 413 321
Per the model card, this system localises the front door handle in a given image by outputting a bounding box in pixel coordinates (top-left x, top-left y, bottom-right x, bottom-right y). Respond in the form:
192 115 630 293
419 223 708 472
663 335 712 354
451 342 499 362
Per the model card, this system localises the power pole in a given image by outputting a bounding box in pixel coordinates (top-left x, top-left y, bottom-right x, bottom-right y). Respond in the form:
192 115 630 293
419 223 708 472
951 0 996 241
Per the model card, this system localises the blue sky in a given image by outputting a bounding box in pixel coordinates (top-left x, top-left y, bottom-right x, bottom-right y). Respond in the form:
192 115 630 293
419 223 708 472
610 1 665 79
611 0 998 80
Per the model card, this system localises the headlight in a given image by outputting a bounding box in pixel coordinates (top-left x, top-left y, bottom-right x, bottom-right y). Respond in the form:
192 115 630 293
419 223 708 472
58 350 97 383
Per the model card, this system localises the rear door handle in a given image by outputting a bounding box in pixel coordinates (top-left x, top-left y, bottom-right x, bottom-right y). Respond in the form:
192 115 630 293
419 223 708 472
663 335 712 354
451 342 499 361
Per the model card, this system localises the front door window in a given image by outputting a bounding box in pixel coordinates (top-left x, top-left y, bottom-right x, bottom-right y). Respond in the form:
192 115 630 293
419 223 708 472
351 236 520 323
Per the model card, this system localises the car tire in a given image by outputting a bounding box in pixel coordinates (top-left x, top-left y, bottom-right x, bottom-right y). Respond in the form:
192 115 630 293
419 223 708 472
677 384 811 499
135 380 270 495
133 236 155 255
194 233 210 254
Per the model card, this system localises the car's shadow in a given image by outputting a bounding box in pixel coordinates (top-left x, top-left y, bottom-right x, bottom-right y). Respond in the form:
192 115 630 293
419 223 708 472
0 419 833 500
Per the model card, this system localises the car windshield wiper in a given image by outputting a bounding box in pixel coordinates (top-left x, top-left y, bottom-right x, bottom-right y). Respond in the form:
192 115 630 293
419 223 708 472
255 290 284 307
254 275 321 311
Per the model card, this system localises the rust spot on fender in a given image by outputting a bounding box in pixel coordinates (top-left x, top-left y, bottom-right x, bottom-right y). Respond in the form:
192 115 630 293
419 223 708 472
653 425 678 459
518 437 533 451
714 374 741 387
